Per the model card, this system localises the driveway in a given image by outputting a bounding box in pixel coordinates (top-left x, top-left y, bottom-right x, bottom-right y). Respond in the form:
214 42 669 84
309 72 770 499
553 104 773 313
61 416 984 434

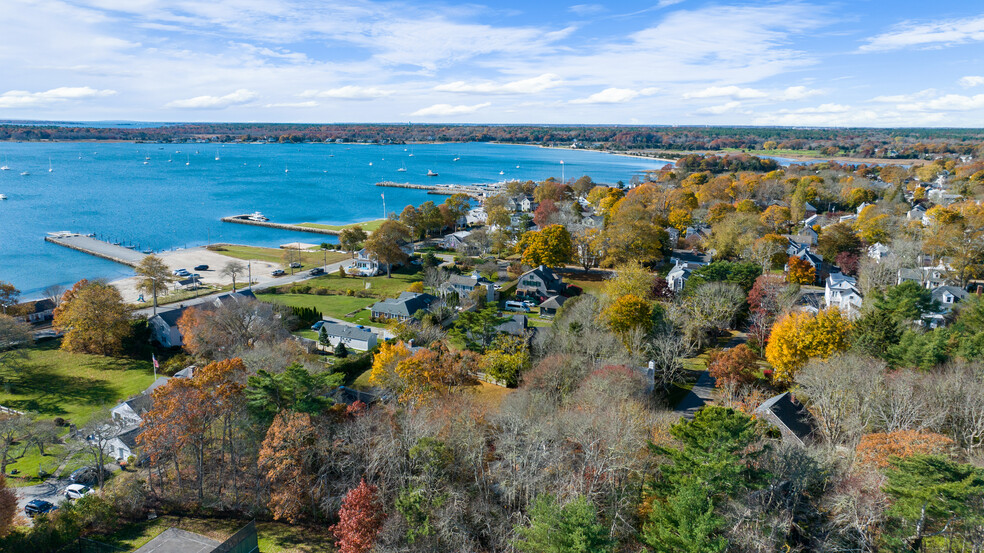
14 477 71 522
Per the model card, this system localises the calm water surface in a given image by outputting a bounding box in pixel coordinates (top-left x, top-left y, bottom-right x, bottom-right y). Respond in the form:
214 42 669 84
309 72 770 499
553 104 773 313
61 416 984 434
0 142 666 297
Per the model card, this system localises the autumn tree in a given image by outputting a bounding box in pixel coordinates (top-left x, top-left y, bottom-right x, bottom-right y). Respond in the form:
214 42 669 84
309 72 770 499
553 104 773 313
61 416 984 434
856 430 954 469
368 340 412 392
331 479 387 553
572 227 603 272
135 254 173 299
603 294 653 335
816 222 861 261
786 256 816 285
259 411 318 523
518 224 573 268
759 204 792 233
53 279 131 355
0 475 16 537
0 282 18 315
708 344 758 387
443 193 471 231
177 298 289 360
339 226 369 254
388 343 477 404
765 309 850 383
364 220 410 277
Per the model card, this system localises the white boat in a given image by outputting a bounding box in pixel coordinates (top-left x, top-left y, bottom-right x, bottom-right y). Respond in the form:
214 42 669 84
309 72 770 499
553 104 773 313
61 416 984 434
368 162 373 166
215 151 220 161
186 155 190 166
427 169 438 176
284 164 289 173
499 170 504 175
20 171 29 176
48 158 53 172
247 211 269 222
0 194 7 200
397 162 407 172
0 165 9 171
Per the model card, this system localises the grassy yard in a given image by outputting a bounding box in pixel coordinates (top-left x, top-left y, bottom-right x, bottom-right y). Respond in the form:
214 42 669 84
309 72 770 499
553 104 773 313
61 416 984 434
97 515 333 553
302 266 424 296
562 270 608 296
213 244 351 271
259 294 377 325
297 219 385 232
130 282 237 309
0 341 155 426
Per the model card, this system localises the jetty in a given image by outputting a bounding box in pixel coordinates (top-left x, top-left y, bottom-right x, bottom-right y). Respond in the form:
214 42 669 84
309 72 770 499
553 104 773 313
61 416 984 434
44 232 147 267
375 181 507 198
221 214 342 235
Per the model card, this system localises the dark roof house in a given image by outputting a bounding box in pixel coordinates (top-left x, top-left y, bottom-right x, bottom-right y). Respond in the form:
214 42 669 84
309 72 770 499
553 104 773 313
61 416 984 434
370 292 436 321
516 265 565 300
753 392 816 446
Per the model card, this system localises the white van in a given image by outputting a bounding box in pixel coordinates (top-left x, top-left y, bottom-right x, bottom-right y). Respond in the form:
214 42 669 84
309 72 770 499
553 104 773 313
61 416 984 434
504 300 531 312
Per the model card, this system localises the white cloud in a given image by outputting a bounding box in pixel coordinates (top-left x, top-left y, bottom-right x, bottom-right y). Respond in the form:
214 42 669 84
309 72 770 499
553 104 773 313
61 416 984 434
434 73 562 94
263 101 318 108
570 87 659 104
165 89 257 109
410 102 491 116
897 94 984 112
684 85 821 101
0 86 116 108
684 86 767 99
959 76 984 87
778 103 851 114
870 89 937 103
568 4 605 16
861 15 984 52
300 86 393 99
695 101 741 114
754 108 946 127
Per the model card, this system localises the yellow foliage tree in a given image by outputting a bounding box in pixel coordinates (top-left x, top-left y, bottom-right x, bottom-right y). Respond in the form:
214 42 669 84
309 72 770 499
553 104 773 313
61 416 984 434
759 205 792 233
368 341 411 391
603 294 653 335
765 309 850 383
52 279 131 355
519 224 573 268
853 205 890 244
667 208 692 232
407 281 425 293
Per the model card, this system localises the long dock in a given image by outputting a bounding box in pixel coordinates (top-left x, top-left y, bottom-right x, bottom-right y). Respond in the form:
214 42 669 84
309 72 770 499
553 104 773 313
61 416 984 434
375 181 501 198
44 232 147 267
221 215 342 235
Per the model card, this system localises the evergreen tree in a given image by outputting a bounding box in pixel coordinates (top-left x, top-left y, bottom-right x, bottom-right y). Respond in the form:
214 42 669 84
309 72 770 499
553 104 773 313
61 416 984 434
514 494 613 553
641 480 727 553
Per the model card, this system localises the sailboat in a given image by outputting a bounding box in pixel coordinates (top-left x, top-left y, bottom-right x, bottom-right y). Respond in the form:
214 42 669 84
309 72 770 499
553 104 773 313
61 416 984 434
284 164 289 173
427 169 438 177
48 158 53 172
0 194 7 200
185 155 190 166
1 155 9 171
215 151 220 161
397 161 407 172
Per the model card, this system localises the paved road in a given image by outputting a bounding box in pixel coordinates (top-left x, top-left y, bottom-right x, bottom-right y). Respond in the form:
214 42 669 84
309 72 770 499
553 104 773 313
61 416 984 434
674 371 717 419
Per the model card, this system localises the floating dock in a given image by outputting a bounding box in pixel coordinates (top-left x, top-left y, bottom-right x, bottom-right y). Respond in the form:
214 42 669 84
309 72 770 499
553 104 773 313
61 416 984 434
221 215 342 235
44 232 147 267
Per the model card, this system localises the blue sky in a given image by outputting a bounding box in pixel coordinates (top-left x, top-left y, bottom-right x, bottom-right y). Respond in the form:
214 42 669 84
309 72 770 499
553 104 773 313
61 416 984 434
2 0 984 126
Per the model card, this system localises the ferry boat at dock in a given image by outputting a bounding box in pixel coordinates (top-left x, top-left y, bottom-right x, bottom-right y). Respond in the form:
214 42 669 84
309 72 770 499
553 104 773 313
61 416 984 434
247 211 269 222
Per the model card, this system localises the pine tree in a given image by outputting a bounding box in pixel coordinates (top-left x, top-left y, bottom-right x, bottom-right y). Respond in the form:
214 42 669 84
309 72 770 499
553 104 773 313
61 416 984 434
514 494 613 553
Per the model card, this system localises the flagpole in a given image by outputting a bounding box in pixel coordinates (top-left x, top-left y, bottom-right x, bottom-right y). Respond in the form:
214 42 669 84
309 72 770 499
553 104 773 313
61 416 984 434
381 193 386 219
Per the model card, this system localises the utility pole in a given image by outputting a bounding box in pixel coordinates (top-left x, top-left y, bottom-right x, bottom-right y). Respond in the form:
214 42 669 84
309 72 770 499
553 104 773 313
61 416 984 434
248 262 252 290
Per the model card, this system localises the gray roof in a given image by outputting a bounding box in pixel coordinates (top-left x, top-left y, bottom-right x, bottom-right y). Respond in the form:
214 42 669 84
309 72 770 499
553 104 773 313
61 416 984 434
213 289 256 306
173 366 195 379
497 314 528 336
519 266 563 290
539 295 567 310
153 306 188 327
123 393 154 416
145 376 171 394
371 292 436 318
932 285 969 301
753 392 815 446
115 424 142 449
321 323 374 341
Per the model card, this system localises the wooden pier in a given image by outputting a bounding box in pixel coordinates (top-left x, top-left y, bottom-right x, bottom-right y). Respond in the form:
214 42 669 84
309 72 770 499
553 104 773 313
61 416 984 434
221 215 343 235
44 232 147 267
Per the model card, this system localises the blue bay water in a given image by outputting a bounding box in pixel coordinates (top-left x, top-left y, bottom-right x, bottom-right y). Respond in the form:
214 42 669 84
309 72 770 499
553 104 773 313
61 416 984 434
0 142 666 297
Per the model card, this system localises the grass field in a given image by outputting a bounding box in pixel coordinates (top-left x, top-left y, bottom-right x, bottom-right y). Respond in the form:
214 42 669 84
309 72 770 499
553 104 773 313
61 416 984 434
0 341 155 425
99 515 333 553
303 266 424 296
259 294 377 325
297 219 385 232
721 147 830 157
562 270 608 296
214 245 351 271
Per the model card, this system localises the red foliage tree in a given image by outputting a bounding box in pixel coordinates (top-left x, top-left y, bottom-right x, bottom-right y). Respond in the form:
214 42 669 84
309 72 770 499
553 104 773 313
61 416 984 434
331 479 387 553
533 199 558 227
747 274 787 317
708 344 758 387
835 251 860 276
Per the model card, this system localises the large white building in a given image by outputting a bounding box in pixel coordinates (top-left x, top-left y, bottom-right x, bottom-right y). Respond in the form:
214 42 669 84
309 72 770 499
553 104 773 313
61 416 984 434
824 272 863 318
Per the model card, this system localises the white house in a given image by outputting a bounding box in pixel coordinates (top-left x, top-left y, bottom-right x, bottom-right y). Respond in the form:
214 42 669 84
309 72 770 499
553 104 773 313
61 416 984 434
666 264 694 293
348 244 414 276
824 272 863 318
105 425 142 462
319 323 377 352
930 285 969 313
111 394 154 426
442 230 472 251
906 204 928 224
867 242 891 262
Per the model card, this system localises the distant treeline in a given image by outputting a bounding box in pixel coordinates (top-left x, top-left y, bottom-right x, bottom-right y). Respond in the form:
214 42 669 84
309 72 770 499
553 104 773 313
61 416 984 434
2 123 983 158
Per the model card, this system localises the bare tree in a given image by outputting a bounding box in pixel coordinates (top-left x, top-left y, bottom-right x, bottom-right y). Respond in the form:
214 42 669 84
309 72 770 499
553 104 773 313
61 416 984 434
937 362 984 452
75 411 127 488
795 354 882 446
0 414 29 475
220 261 247 291
0 315 33 392
42 284 66 307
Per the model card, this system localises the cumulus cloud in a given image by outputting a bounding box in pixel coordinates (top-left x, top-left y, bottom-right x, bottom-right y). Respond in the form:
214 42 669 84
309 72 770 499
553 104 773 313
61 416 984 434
0 86 116 108
695 101 742 114
684 85 821 101
165 89 256 109
570 87 658 104
263 101 318 108
959 76 984 87
410 102 491 116
897 94 984 112
860 15 984 52
434 73 562 94
300 86 393 99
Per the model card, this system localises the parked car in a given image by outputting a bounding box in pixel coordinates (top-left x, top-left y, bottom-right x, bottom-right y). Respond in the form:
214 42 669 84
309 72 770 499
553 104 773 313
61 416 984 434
504 300 531 312
69 466 107 486
193 264 209 271
289 262 302 268
272 269 286 277
65 483 91 500
311 320 326 331
309 267 324 276
172 268 190 276
25 499 57 517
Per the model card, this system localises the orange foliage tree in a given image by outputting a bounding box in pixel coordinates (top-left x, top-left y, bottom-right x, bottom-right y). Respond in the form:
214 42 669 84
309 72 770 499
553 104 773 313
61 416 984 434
0 474 17 537
786 256 816 285
708 344 758 387
855 430 955 469
259 411 317 523
331 479 387 553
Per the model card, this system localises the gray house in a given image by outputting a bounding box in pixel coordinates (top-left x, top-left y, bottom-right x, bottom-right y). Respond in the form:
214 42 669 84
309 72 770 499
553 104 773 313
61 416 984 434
149 290 256 348
370 292 436 321
441 271 496 303
516 266 566 301
319 323 377 352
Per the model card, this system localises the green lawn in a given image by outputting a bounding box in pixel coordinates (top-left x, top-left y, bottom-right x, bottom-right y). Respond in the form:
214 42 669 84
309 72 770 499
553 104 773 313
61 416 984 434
212 245 351 271
0 341 155 426
297 219 385 232
304 266 424 296
130 282 237 309
97 515 333 553
562 271 608 296
259 294 377 325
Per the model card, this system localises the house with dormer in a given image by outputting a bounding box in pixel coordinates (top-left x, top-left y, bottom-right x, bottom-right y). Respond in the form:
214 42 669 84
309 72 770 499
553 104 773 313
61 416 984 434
824 272 863 318
516 266 566 302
